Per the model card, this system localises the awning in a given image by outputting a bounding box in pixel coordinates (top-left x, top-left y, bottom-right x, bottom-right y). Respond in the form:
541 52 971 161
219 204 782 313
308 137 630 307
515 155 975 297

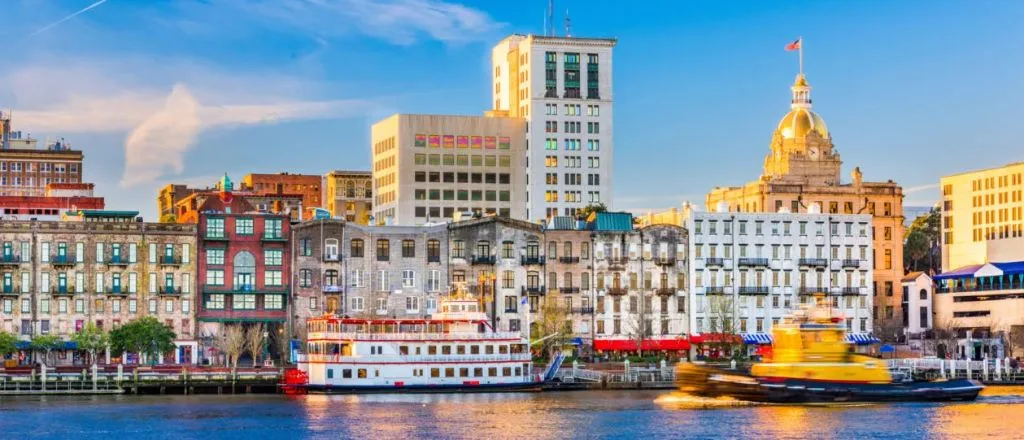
741 333 773 345
594 338 691 351
845 333 880 345
689 333 743 344
932 264 985 280
14 340 78 350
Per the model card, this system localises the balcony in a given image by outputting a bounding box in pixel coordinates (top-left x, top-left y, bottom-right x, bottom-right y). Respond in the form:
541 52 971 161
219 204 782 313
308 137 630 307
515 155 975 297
571 307 595 314
105 257 130 267
1 285 19 296
504 307 518 314
50 255 77 267
738 258 769 268
738 286 770 296
158 256 183 266
520 256 545 266
559 287 580 294
838 287 862 296
558 256 580 264
427 255 441 263
521 286 545 296
842 259 861 268
799 258 828 268
655 257 676 267
323 285 343 293
204 234 229 241
160 286 183 295
323 253 340 262
0 254 22 266
656 287 676 296
607 257 629 269
471 255 496 265
798 287 824 296
607 286 627 296
106 287 127 296
51 286 77 296
704 257 724 267
705 286 725 295
261 233 287 242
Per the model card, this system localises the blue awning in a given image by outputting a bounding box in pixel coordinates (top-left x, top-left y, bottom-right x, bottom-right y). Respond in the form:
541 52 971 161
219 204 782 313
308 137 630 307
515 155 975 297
845 333 880 345
992 261 1024 277
13 340 78 350
933 264 985 280
741 333 773 345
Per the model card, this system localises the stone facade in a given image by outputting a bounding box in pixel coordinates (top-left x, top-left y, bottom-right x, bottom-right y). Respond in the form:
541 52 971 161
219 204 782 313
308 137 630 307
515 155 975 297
544 220 595 348
323 170 373 224
291 219 345 341
447 217 543 333
0 215 198 365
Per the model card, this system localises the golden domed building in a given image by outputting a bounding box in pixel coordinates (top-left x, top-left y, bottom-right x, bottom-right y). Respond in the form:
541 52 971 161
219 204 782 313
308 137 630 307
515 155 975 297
706 72 906 330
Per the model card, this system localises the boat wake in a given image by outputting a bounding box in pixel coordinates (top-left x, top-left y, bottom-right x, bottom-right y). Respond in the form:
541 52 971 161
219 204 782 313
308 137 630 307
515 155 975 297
654 391 763 409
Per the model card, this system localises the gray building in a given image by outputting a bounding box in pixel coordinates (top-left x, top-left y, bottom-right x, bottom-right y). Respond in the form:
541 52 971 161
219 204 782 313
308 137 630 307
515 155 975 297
291 219 345 341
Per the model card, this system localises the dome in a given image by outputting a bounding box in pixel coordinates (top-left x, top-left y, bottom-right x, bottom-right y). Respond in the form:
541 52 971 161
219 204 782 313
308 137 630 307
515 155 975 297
777 108 828 140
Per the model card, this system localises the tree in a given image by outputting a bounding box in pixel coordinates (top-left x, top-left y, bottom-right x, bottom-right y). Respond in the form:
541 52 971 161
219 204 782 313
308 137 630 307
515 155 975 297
109 316 176 364
903 207 941 274
930 318 961 359
531 296 568 359
903 229 929 272
707 295 740 359
577 202 608 220
874 316 905 345
1008 326 1024 359
31 334 63 367
0 330 19 359
245 323 267 367
222 325 247 369
72 323 109 366
159 213 177 223
624 296 653 358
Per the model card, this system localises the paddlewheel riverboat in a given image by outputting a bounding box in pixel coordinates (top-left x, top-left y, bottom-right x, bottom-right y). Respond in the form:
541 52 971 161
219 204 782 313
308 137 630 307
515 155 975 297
286 294 551 393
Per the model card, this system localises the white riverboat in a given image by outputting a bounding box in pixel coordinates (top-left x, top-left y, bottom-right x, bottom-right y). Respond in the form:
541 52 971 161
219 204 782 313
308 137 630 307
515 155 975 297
291 295 554 393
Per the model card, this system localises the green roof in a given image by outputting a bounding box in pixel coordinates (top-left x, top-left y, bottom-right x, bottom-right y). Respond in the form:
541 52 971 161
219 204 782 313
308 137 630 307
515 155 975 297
65 210 139 218
589 212 633 232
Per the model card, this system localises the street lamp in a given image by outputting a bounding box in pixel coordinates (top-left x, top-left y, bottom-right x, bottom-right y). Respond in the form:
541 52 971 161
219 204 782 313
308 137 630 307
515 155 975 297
263 330 270 366
478 272 497 328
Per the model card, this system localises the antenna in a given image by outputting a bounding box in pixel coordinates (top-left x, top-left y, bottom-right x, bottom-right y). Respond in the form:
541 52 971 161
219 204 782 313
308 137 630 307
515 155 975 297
548 0 554 36
565 9 571 37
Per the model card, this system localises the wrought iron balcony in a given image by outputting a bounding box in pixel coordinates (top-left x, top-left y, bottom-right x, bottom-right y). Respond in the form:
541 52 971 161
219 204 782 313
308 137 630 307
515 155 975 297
571 306 595 314
607 286 627 296
106 287 127 295
1 285 19 295
471 255 496 265
427 255 441 263
520 256 545 266
738 286 770 295
704 258 724 267
105 257 130 267
656 287 676 296
0 254 23 266
841 259 861 268
521 286 545 296
50 255 77 266
799 258 828 268
607 257 629 268
51 285 76 295
158 256 183 266
798 287 823 295
559 287 580 294
738 258 769 268
838 287 862 296
323 253 340 262
558 256 580 264
705 286 725 295
161 286 183 295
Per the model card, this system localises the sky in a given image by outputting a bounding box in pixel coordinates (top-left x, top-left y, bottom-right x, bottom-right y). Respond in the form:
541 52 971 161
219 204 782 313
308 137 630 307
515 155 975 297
3 0 1023 220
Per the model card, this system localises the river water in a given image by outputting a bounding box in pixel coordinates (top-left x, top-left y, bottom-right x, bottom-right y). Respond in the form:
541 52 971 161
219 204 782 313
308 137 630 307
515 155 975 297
1 387 1020 439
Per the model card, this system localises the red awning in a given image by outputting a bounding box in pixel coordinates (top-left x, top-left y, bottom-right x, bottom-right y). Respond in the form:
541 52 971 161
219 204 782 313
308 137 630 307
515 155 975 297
688 333 743 344
594 338 691 351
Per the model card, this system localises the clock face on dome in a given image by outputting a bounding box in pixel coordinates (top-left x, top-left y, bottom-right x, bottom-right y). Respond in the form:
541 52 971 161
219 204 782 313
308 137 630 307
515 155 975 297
809 148 819 159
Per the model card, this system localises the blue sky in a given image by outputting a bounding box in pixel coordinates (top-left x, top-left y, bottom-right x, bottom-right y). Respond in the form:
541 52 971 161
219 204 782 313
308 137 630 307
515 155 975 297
4 0 1023 220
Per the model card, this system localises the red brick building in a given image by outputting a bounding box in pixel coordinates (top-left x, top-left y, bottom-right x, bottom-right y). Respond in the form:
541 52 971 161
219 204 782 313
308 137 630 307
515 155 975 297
195 175 291 364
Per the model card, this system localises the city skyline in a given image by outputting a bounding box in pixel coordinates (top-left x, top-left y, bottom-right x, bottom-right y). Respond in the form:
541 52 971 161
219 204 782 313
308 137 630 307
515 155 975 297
1 0 1022 219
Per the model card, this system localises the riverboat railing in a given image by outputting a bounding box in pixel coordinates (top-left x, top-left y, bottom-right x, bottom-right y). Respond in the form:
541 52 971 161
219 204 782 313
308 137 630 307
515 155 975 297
887 358 1024 382
307 331 524 341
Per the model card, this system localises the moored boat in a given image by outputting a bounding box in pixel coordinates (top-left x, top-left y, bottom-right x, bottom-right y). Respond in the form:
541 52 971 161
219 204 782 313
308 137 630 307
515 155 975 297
675 295 983 403
285 292 554 393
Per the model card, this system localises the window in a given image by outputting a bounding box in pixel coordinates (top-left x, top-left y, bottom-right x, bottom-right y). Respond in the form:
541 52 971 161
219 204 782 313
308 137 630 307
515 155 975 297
206 294 225 310
207 249 225 265
265 295 283 310
299 269 313 288
350 239 364 258
265 270 283 286
376 239 390 261
264 219 283 239
402 270 416 288
300 238 312 256
350 297 364 312
206 270 225 286
235 294 256 310
427 240 440 262
264 249 283 266
402 240 415 258
206 218 225 238
235 218 254 235
406 297 419 313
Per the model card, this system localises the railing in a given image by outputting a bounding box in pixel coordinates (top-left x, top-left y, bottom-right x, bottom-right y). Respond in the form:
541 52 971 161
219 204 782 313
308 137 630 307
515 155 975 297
427 255 441 263
841 259 861 268
306 331 524 341
799 258 828 268
738 286 770 295
161 286 183 295
705 286 725 294
0 254 23 265
655 257 676 266
738 258 769 267
571 307 595 314
607 287 627 295
936 281 1024 294
560 287 580 294
521 286 545 296
656 288 676 296
837 287 862 296
50 255 77 266
106 288 127 295
51 286 77 295
204 234 229 241
159 256 183 266
520 256 545 265
471 255 496 265
323 254 340 262
105 257 129 266
1 285 19 295
607 257 629 266
504 308 518 313
559 256 580 264
798 287 823 295
704 258 724 267
297 352 531 364
261 233 286 242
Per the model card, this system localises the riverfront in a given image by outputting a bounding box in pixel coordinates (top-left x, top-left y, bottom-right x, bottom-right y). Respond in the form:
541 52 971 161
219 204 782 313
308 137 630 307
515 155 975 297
1 388 1021 439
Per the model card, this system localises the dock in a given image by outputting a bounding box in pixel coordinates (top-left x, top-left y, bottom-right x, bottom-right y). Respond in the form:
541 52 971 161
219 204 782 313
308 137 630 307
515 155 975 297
0 365 282 396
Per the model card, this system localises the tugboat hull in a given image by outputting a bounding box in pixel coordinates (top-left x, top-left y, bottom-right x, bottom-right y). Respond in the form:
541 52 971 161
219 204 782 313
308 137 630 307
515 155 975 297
675 364 983 403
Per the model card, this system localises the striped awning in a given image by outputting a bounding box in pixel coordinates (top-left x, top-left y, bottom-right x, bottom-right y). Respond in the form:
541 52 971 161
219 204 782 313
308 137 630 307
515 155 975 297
845 333 880 345
741 333 773 345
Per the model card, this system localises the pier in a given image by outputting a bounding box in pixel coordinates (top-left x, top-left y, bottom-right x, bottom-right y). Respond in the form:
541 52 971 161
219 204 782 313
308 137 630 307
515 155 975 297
888 358 1024 385
0 365 281 396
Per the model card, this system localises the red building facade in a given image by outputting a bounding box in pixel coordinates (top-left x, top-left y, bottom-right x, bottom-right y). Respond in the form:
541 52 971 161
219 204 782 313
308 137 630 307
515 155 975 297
195 178 291 362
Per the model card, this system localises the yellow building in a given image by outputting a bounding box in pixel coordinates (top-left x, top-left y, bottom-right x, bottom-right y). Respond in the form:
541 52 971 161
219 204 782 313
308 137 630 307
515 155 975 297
939 162 1024 272
323 170 373 224
706 73 905 324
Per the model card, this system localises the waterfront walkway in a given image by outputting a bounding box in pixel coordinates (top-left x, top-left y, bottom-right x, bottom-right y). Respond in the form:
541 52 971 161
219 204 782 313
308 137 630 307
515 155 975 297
0 365 281 395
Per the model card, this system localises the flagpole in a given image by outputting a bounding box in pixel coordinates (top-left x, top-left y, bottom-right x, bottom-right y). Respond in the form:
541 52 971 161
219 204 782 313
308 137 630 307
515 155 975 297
799 37 804 75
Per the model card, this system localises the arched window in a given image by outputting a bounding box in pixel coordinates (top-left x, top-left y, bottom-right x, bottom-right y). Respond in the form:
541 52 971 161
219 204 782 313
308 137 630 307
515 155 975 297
564 272 573 288
563 241 573 258
548 241 558 259
233 251 255 290
548 272 558 289
919 288 928 300
346 180 355 197
364 181 373 198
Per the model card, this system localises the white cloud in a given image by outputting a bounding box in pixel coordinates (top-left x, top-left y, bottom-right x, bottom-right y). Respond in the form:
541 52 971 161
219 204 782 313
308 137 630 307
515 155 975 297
904 183 939 194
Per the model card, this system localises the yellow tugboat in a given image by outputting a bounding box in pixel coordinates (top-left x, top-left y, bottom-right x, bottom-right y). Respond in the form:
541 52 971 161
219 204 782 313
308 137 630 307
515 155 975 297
676 295 983 403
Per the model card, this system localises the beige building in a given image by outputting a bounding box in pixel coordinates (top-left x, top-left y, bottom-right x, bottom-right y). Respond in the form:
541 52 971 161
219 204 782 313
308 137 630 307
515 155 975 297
0 210 198 365
0 112 85 197
939 162 1024 272
706 73 905 324
323 170 373 224
370 114 526 226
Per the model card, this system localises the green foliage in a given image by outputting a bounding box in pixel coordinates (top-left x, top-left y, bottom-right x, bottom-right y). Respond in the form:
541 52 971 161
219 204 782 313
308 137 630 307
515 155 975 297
0 330 18 356
109 316 177 363
531 296 569 359
904 207 940 273
904 229 929 271
577 202 608 220
31 334 62 351
72 323 110 365
159 213 177 223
